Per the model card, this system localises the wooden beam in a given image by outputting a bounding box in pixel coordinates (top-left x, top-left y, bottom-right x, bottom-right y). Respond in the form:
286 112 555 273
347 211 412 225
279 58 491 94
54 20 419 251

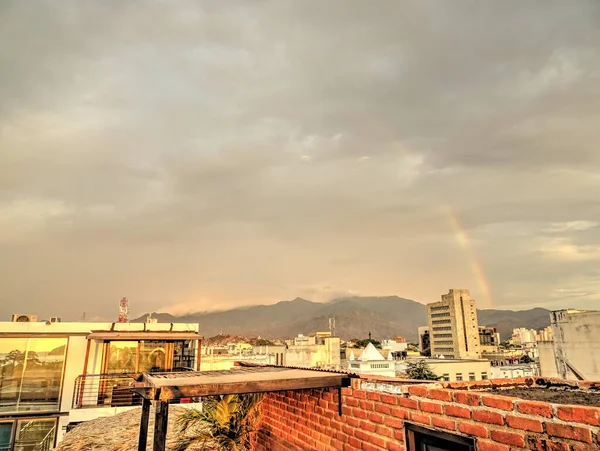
138 398 151 451
153 401 169 451
149 375 350 401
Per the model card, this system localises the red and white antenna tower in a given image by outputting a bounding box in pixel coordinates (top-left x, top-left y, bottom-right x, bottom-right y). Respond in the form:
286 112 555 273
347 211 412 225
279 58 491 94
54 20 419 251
118 297 129 323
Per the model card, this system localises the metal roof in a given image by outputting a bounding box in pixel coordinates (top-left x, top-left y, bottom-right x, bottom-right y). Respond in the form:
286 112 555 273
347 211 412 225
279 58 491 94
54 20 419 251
86 331 201 340
138 366 351 401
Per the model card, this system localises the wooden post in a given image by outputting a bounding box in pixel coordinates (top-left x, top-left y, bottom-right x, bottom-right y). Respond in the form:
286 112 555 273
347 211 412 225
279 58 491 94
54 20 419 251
153 400 169 451
138 398 151 451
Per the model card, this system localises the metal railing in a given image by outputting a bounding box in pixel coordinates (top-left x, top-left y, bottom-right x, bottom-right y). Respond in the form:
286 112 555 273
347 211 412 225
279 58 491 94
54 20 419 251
72 374 142 409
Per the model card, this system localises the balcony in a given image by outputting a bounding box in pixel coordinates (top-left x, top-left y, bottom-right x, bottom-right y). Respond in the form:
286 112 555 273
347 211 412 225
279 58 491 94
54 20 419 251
72 374 143 409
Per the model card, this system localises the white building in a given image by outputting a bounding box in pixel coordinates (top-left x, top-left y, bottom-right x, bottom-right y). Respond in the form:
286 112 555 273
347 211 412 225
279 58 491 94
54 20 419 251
285 333 340 370
0 317 201 450
490 363 538 379
381 337 408 354
396 358 491 382
346 343 395 378
539 309 600 380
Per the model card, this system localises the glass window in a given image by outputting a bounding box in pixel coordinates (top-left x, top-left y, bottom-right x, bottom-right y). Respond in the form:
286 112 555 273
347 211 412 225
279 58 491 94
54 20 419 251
105 342 138 374
456 373 463 381
138 342 172 373
0 423 13 451
469 372 476 381
481 372 488 380
442 374 450 381
13 418 57 451
0 338 67 414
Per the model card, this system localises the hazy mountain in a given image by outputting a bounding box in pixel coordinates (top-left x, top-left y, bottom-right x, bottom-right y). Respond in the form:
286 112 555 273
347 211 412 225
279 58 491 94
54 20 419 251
135 296 551 341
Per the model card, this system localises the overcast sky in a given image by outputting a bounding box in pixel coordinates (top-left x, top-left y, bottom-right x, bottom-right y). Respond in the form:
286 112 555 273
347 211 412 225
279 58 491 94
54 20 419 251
1 1 599 320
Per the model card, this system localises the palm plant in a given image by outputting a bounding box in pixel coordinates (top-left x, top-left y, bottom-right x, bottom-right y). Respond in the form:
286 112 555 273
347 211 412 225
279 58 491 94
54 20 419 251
172 393 264 451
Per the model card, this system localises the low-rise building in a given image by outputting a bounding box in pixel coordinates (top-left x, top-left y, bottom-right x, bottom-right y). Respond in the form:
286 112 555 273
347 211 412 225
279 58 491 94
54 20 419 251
0 316 201 450
397 357 491 382
285 333 340 370
381 337 408 355
346 343 395 378
490 363 538 379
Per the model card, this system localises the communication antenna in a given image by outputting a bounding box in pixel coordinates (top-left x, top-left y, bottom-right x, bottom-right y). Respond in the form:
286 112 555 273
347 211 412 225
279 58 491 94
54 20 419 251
118 297 129 323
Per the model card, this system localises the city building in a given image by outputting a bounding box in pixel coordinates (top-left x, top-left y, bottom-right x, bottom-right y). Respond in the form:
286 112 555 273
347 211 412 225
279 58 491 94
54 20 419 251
490 363 538 379
0 316 201 450
346 343 395 378
426 289 480 359
199 343 286 371
417 326 430 354
510 327 537 346
381 336 408 355
478 326 501 353
536 325 553 342
284 332 340 369
539 309 600 380
396 357 491 382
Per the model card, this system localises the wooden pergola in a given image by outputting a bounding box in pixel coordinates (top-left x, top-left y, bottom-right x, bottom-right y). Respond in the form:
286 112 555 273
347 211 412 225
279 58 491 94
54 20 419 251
133 366 352 451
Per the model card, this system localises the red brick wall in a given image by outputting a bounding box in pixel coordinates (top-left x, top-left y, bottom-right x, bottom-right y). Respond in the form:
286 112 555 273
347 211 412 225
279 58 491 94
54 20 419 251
255 378 600 451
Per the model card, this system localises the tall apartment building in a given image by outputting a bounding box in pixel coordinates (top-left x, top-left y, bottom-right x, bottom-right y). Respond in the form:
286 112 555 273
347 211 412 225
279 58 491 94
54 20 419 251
427 289 480 359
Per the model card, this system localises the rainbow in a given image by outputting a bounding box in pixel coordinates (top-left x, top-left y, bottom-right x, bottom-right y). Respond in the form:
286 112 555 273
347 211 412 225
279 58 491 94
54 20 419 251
445 206 493 308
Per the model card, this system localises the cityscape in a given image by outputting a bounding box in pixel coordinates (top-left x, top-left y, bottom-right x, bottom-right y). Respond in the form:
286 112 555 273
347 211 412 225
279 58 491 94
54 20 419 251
1 289 598 450
1 1 599 450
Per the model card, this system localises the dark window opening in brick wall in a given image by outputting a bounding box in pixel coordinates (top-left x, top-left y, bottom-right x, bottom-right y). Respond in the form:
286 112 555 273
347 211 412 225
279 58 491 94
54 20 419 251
406 423 475 451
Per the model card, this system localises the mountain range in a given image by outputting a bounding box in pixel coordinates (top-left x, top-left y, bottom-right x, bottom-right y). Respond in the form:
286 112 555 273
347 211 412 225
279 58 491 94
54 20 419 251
134 296 552 341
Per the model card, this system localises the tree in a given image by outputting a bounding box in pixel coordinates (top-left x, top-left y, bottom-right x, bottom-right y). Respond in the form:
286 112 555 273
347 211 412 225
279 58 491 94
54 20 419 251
520 354 533 364
352 339 382 349
405 360 439 380
254 338 274 347
173 393 264 451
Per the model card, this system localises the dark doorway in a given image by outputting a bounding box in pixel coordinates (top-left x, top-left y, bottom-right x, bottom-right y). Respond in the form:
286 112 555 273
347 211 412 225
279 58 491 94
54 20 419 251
405 423 475 451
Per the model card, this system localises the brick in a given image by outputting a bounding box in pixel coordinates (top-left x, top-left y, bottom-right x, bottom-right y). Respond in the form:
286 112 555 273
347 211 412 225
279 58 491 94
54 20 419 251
387 441 403 451
359 400 375 411
526 437 569 451
490 430 525 447
353 408 368 419
367 391 381 402
419 400 443 414
398 397 418 409
429 388 453 402
445 404 471 419
408 385 428 397
432 417 456 431
458 422 488 438
360 420 376 432
385 416 404 429
368 412 385 424
481 394 515 411
353 390 367 399
454 391 481 406
345 397 359 407
555 405 600 426
354 430 386 448
391 407 409 419
506 415 543 432
545 422 593 443
477 441 509 451
516 400 552 418
375 425 394 438
410 412 431 426
572 445 600 451
472 409 504 425
375 403 391 415
380 394 398 405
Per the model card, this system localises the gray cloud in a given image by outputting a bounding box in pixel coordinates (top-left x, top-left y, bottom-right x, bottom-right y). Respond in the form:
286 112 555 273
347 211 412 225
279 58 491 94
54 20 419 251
1 0 599 320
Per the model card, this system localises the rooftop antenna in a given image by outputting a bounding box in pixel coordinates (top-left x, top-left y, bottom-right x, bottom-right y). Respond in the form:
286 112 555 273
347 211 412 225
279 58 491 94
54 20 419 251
118 297 129 323
81 312 86 322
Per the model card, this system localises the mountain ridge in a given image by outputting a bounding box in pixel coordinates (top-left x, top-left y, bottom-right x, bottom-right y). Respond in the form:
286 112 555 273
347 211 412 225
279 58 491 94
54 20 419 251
135 296 551 341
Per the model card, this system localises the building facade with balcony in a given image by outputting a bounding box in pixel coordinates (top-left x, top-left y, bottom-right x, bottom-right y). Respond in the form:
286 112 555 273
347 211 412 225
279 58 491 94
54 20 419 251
0 318 201 451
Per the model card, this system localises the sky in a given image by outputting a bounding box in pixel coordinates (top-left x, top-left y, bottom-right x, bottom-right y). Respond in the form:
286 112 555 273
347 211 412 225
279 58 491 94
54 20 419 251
1 1 599 321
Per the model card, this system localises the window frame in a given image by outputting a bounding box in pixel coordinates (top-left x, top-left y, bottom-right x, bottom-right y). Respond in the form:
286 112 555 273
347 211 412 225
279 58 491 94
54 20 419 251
405 422 475 451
